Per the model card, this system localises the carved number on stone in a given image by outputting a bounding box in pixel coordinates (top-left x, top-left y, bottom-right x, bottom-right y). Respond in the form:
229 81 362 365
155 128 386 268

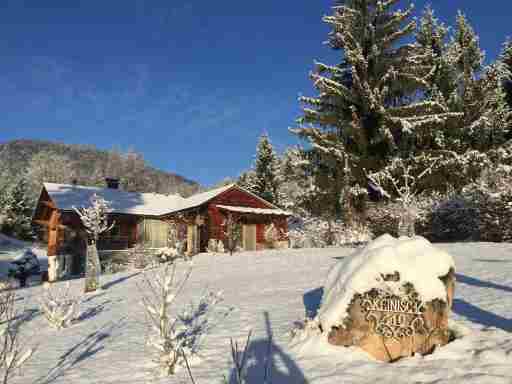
361 289 429 340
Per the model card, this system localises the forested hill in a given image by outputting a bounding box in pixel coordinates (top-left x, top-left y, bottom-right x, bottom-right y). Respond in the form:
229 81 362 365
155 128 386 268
0 139 201 197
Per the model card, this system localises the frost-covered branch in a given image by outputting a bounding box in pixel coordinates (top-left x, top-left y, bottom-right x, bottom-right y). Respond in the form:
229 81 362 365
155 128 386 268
0 284 34 384
39 282 80 329
73 194 114 240
139 262 229 376
365 155 441 237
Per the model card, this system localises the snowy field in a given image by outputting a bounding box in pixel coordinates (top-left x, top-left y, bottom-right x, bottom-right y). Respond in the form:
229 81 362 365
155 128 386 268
5 242 512 384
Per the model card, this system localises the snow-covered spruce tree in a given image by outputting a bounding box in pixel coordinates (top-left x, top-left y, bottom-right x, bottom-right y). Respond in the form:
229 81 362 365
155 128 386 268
0 178 12 234
73 194 114 293
499 39 512 131
252 134 281 205
417 13 512 191
455 16 511 142
0 177 33 241
280 147 316 215
415 6 458 102
237 169 258 195
291 1 457 195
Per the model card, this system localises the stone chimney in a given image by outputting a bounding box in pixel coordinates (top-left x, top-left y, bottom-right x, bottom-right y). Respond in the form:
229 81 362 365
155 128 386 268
105 178 120 190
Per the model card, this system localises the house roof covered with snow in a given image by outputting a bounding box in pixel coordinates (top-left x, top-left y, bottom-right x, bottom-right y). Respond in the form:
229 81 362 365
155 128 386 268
43 182 186 216
216 205 292 216
42 182 286 217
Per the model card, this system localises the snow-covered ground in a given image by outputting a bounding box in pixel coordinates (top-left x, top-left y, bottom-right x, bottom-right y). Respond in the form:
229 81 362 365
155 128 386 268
6 242 512 384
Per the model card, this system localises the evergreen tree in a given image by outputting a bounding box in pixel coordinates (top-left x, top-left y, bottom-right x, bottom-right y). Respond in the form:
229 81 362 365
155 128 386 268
292 0 458 195
237 169 258 194
416 6 457 101
1 177 33 240
500 40 512 113
252 134 281 205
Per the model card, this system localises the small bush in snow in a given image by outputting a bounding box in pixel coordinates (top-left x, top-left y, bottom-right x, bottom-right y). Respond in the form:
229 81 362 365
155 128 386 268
264 223 280 249
207 239 225 254
0 282 34 383
40 282 80 329
207 239 218 253
156 247 181 263
222 213 242 255
431 197 478 242
139 262 229 376
217 240 225 253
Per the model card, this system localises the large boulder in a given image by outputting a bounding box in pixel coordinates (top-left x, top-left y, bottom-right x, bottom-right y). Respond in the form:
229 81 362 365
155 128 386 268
317 234 455 362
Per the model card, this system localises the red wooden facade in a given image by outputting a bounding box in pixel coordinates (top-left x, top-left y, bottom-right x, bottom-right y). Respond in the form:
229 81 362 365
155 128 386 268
198 187 288 249
32 184 290 272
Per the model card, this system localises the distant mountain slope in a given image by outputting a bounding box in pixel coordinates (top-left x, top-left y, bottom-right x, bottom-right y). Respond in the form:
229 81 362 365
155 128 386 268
0 139 201 197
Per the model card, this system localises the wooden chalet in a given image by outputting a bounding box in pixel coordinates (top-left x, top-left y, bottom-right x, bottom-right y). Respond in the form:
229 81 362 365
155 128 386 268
32 180 291 276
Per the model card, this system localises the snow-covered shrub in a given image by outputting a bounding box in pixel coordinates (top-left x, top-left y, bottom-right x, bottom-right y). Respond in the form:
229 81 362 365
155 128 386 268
264 223 280 249
366 155 442 237
139 262 229 376
288 216 372 248
332 222 373 246
7 249 40 287
40 282 80 329
156 247 181 263
430 197 478 242
457 165 512 242
207 239 218 253
217 240 225 253
207 239 225 254
0 282 34 383
366 192 445 240
365 202 401 238
223 214 241 254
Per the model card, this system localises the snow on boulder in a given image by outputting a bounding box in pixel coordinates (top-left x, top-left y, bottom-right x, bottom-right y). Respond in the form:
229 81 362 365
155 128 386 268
316 234 456 362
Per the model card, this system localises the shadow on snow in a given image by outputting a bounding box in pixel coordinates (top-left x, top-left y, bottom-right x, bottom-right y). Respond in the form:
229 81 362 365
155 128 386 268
455 273 512 293
36 317 126 384
227 312 307 384
452 299 512 332
101 272 141 290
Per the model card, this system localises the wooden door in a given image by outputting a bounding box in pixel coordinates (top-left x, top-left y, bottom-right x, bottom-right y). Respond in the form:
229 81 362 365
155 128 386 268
243 224 257 251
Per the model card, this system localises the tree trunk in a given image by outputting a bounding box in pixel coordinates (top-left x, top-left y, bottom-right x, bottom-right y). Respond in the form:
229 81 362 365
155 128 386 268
398 203 416 238
85 241 101 293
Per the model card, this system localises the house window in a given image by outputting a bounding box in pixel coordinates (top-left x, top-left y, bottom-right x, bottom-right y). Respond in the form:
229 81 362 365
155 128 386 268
140 219 169 248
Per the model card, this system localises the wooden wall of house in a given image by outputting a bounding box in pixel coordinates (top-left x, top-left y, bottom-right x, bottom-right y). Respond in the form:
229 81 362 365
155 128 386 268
211 188 271 209
205 188 289 246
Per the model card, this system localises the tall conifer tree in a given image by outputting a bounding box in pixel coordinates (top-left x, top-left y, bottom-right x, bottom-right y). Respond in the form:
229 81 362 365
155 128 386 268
252 134 281 205
500 40 512 112
292 0 457 189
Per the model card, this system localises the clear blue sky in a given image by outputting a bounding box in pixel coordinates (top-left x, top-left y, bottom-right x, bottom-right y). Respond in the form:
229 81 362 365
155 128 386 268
1 1 510 187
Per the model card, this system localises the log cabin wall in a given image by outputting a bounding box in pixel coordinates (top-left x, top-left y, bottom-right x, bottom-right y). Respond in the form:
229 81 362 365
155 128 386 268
206 188 271 242
205 188 289 249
